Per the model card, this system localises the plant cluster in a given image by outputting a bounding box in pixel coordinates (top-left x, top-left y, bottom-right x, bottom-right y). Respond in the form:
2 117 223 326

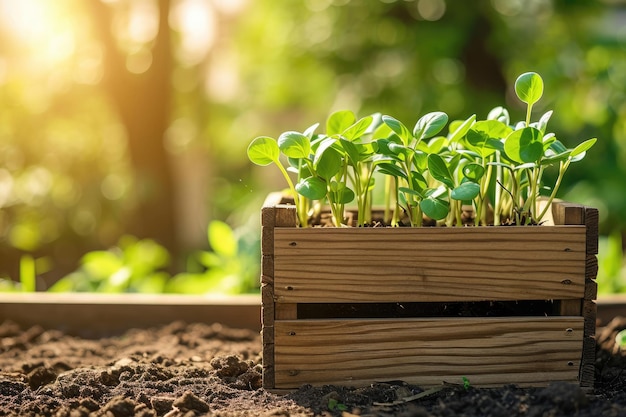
248 72 596 227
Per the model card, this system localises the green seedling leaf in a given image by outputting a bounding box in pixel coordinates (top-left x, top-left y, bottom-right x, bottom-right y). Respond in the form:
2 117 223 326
465 120 511 158
451 181 480 200
427 136 448 154
342 115 374 140
303 122 320 138
296 176 327 200
376 162 408 180
421 196 449 220
462 163 485 182
536 110 553 133
247 136 279 166
487 106 510 125
515 72 544 106
278 131 311 158
339 138 361 166
448 114 476 144
414 111 449 141
504 127 543 163
382 115 412 145
399 186 421 197
427 153 454 188
329 181 355 204
315 144 343 180
570 138 597 158
327 110 356 136
411 170 428 191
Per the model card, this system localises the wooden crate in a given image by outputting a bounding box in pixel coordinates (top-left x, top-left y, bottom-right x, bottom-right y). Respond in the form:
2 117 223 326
261 194 598 390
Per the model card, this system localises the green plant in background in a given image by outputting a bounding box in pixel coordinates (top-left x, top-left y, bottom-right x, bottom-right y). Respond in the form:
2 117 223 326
0 255 37 292
39 220 260 294
249 72 596 227
597 232 626 295
49 236 171 293
166 220 259 294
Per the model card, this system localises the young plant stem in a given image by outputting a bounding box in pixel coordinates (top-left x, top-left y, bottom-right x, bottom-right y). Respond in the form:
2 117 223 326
493 153 502 226
275 160 308 227
536 159 570 222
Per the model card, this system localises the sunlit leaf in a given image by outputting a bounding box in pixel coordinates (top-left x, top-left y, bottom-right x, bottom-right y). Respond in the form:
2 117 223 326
327 110 356 136
382 115 412 145
342 115 373 140
462 163 485 182
295 176 327 200
414 111 449 141
515 72 544 106
247 136 279 166
504 126 543 163
278 131 311 158
570 138 597 158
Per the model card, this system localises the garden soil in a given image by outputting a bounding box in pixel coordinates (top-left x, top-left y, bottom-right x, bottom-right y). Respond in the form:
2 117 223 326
0 317 625 417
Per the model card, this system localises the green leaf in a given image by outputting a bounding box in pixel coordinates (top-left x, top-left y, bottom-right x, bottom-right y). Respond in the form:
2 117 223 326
327 110 356 136
465 120 511 158
462 163 485 182
340 139 363 166
487 106 510 125
303 122 320 138
278 131 311 158
208 220 237 258
536 110 553 133
515 72 544 106
448 114 476 144
451 182 480 200
420 197 449 220
399 186 421 197
427 153 454 188
296 176 327 200
376 162 407 180
382 115 412 145
504 127 544 163
247 136 279 166
570 138 597 158
328 181 355 204
342 115 374 140
315 145 343 180
414 111 449 141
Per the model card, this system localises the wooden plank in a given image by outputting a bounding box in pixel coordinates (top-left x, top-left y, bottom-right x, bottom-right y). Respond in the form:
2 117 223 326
274 317 583 388
0 293 261 337
274 227 587 303
585 207 599 255
275 303 297 320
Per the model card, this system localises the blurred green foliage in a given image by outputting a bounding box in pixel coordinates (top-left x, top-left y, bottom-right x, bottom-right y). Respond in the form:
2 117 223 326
0 0 625 293
0 220 259 294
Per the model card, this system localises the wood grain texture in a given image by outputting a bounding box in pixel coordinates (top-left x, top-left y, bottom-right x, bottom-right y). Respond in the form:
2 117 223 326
274 226 587 303
274 317 583 388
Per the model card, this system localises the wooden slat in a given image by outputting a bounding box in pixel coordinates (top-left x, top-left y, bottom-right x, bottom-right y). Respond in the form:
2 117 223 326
274 227 587 303
274 317 583 388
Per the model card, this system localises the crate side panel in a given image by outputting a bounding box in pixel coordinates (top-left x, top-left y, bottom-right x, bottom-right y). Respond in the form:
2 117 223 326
274 227 587 303
274 317 583 389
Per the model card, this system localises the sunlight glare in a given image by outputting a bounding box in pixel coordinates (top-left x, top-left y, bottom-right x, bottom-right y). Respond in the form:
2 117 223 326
170 0 216 65
0 0 76 66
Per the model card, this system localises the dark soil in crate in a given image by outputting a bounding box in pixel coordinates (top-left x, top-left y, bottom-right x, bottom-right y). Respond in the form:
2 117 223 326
0 318 625 417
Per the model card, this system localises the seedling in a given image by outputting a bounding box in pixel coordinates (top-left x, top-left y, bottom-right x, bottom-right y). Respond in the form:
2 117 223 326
248 72 596 227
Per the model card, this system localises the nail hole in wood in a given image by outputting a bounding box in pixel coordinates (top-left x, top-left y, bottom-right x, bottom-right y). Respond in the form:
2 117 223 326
288 370 300 376
288 331 296 336
564 248 571 252
289 241 297 246
286 286 294 291
561 279 572 285
567 361 574 366
565 328 573 333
